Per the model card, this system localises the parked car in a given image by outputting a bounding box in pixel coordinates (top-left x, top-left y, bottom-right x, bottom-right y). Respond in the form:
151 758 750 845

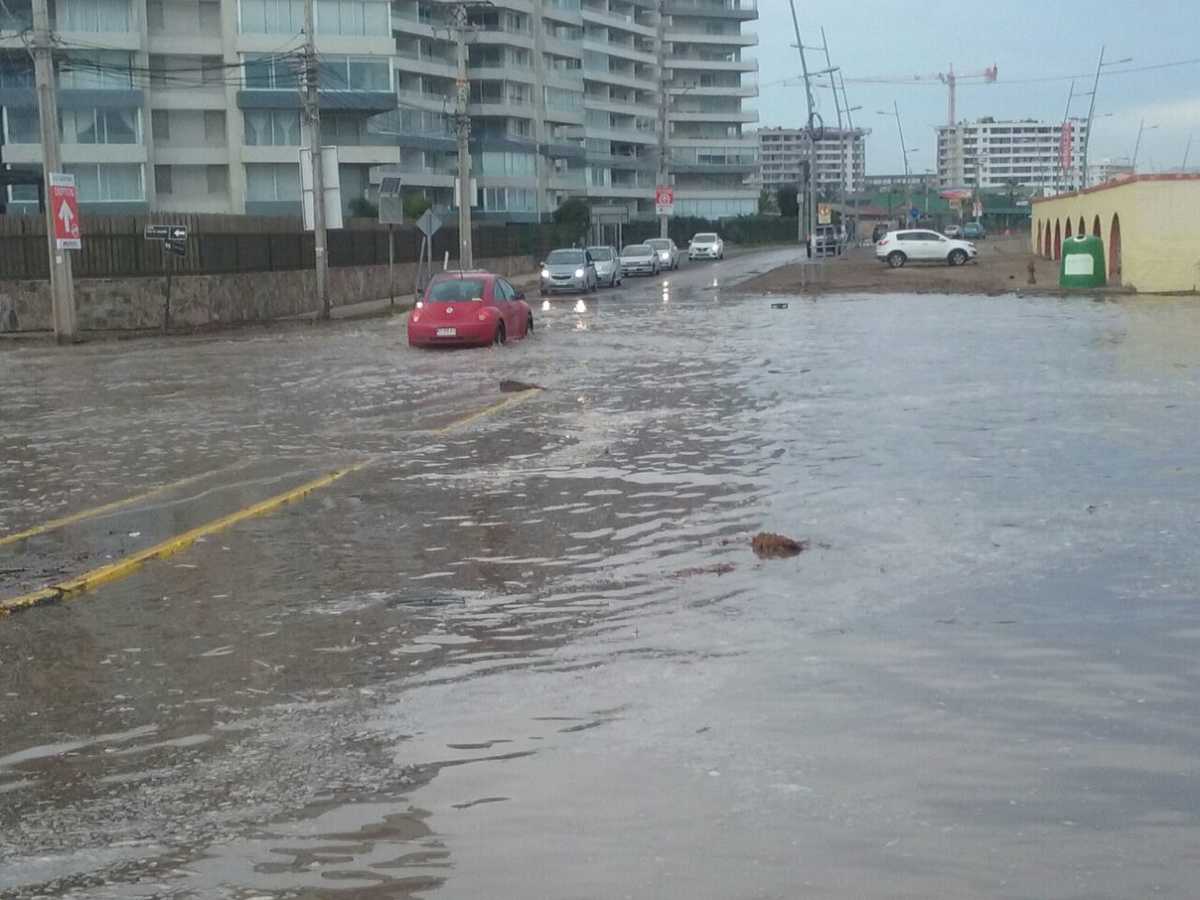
408 271 533 348
688 232 724 260
540 248 597 294
620 243 660 276
586 245 622 287
875 229 978 268
943 223 963 239
645 237 680 270
961 221 987 240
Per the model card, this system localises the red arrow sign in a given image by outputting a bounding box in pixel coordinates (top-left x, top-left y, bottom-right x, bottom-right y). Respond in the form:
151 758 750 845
49 173 81 250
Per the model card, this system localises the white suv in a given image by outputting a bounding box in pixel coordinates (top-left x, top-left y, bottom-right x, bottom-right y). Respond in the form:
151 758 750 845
875 230 978 268
688 232 724 260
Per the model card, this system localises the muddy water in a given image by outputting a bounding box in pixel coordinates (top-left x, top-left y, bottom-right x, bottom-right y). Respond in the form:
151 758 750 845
3 271 1200 898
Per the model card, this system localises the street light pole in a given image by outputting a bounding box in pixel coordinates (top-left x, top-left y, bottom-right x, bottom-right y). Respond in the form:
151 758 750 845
786 0 818 255
1131 119 1158 171
1080 48 1131 188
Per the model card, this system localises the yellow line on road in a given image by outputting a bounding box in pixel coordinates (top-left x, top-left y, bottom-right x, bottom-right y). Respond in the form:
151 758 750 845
0 388 544 618
0 467 232 548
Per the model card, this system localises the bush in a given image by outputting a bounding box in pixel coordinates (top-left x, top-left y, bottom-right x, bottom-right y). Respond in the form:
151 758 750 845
403 193 431 222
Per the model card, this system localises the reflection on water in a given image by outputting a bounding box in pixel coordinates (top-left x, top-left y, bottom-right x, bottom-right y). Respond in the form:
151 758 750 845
4 280 1200 897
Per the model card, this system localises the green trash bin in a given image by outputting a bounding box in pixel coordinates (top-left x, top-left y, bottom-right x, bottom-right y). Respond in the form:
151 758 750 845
1060 234 1106 289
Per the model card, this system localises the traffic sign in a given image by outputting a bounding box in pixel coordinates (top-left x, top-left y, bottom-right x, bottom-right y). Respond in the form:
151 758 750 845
655 185 674 216
49 173 81 250
145 225 170 240
909 206 921 222
819 203 833 225
163 238 187 256
416 209 443 238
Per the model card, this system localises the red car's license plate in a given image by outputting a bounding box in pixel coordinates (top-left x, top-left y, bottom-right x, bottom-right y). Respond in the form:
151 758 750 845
436 327 456 337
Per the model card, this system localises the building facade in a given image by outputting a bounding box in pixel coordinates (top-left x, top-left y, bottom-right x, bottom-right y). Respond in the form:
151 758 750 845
937 117 1088 193
1087 158 1134 186
0 0 758 221
755 126 867 196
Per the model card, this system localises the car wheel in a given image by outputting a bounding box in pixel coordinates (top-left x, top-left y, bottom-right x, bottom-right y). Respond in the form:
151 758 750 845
494 322 506 345
948 249 967 267
887 251 907 269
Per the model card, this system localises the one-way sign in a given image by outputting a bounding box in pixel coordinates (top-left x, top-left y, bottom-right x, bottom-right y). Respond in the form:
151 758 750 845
145 224 187 241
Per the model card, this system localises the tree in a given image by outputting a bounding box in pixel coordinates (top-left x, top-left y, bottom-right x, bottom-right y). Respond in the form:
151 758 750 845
758 187 778 215
553 196 591 239
403 193 431 222
776 184 799 218
348 197 378 219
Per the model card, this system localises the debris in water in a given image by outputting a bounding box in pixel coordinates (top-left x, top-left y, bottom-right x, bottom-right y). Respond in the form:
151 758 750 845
771 302 789 309
499 380 544 393
751 532 808 559
671 563 736 578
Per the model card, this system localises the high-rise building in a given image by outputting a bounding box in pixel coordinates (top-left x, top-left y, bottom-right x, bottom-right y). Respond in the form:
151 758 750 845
937 117 1088 193
755 127 867 196
0 0 758 222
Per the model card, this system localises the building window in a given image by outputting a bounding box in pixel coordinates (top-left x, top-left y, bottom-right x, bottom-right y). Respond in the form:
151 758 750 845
206 164 228 194
243 109 301 145
239 0 303 34
146 0 164 30
151 109 169 142
62 108 140 144
479 151 535 177
57 51 133 89
3 106 39 143
155 164 173 194
59 0 129 32
318 55 390 91
204 110 225 142
65 163 144 202
245 163 300 201
243 54 301 89
315 0 388 36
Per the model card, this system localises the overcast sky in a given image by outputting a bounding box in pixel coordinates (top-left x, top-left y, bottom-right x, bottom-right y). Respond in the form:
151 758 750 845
752 0 1200 175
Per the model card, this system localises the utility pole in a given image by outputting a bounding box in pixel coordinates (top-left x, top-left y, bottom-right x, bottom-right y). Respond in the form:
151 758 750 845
31 0 77 341
1183 133 1193 171
1080 46 1104 190
819 28 845 253
786 0 818 256
303 0 329 318
452 2 474 268
656 0 668 239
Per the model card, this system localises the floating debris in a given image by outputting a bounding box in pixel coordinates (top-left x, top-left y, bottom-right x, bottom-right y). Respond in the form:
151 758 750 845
751 532 808 559
671 563 736 578
770 302 789 309
499 379 544 393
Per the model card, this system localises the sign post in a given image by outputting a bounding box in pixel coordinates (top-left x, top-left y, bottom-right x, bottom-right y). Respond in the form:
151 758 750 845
49 172 81 250
377 174 404 306
415 208 444 295
654 185 674 218
144 224 188 331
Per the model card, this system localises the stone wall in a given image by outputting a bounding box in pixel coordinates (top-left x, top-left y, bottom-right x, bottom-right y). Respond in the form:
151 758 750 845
0 255 534 333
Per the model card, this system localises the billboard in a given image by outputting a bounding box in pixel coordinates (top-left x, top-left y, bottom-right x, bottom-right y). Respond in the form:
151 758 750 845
1059 121 1074 173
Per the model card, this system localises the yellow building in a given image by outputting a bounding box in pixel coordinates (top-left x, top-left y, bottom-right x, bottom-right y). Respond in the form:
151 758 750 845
1030 175 1200 294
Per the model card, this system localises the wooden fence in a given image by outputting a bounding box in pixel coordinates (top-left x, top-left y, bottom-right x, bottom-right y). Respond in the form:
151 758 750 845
0 213 581 280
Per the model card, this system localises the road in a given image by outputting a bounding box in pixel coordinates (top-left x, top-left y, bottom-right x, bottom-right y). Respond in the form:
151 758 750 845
3 247 1200 899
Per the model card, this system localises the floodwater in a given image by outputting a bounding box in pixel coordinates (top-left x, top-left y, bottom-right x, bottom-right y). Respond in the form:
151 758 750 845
3 250 1200 899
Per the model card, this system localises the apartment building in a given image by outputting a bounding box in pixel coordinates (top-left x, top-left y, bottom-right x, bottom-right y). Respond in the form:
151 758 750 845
937 117 1088 193
755 126 867 195
0 0 758 221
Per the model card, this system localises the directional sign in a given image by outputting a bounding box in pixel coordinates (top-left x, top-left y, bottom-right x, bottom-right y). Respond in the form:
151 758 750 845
169 225 186 240
49 173 81 250
655 185 674 217
416 208 443 238
163 238 187 256
145 225 170 240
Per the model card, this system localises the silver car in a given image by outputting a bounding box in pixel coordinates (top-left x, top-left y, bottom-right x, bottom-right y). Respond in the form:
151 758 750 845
620 243 659 276
586 245 622 287
540 248 597 294
645 237 680 271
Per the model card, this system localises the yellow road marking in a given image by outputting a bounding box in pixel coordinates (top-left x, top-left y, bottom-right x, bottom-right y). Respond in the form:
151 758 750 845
0 467 234 548
0 388 544 618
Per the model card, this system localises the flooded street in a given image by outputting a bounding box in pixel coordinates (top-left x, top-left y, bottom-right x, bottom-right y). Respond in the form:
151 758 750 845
3 248 1200 899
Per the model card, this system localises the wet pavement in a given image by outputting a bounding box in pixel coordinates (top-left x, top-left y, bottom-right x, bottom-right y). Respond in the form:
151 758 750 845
3 249 1200 898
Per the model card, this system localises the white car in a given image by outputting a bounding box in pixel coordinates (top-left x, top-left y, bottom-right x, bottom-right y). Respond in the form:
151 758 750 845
645 238 680 270
875 229 978 268
688 232 724 260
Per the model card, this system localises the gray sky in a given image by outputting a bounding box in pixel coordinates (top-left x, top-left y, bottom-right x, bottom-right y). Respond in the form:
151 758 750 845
753 0 1200 175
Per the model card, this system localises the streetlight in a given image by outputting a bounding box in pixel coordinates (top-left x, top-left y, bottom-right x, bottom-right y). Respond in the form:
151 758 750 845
1081 47 1133 187
1132 119 1159 171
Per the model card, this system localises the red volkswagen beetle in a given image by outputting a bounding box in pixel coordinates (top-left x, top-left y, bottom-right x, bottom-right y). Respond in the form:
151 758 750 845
408 271 534 348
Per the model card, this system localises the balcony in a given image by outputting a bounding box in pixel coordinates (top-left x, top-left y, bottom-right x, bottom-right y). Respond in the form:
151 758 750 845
579 6 655 38
665 30 757 46
582 38 656 66
669 108 757 123
668 56 756 72
661 0 757 20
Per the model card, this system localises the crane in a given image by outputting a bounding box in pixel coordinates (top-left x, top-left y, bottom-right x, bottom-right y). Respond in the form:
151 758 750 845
845 63 999 127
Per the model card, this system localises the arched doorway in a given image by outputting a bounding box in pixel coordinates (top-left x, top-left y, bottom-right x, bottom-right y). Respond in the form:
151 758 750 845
1079 216 1086 235
1065 219 1073 240
1036 220 1043 255
1054 220 1062 260
1093 215 1102 238
1109 213 1122 282
1044 221 1052 258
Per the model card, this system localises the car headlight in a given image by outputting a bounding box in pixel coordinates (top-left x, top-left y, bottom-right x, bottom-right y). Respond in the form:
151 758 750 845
575 268 584 278
541 268 550 278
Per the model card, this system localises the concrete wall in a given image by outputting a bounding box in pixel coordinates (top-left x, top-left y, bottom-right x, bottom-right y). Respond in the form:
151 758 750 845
0 254 534 333
1031 175 1200 293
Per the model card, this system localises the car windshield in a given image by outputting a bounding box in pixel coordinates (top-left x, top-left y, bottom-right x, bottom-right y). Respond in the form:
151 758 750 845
427 278 487 302
546 250 584 265
622 245 651 256
646 239 671 250
587 248 613 261
693 233 717 243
